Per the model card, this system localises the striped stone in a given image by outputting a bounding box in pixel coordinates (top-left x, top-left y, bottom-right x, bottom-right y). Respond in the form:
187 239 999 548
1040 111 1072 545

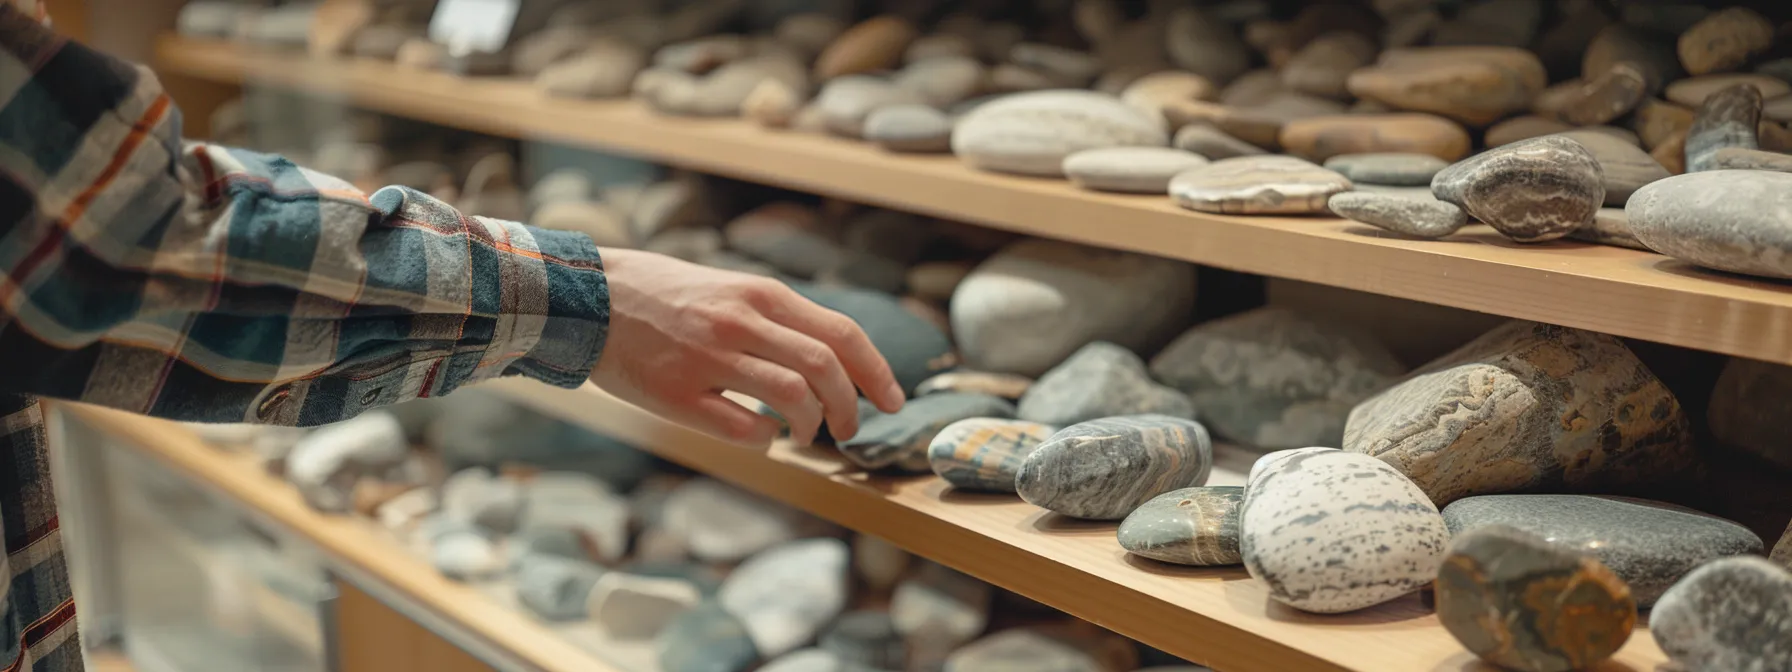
928 418 1057 493
1016 415 1213 520
1117 486 1243 566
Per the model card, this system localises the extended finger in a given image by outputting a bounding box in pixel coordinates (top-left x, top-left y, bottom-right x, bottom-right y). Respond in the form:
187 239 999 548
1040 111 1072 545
740 317 863 441
723 355 824 446
754 284 906 413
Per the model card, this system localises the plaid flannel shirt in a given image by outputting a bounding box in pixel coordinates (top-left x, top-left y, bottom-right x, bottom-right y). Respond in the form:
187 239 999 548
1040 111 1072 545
0 5 611 669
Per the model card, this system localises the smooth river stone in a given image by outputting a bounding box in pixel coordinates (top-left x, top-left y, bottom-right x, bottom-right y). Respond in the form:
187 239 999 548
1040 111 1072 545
1431 135 1605 242
1018 342 1194 427
1442 494 1764 606
1436 526 1637 672
1552 129 1670 206
1241 448 1450 613
951 238 1195 377
657 602 761 672
1650 557 1792 672
893 55 985 108
1711 147 1792 173
1677 7 1775 77
1569 207 1648 250
865 104 953 153
1172 124 1267 159
1120 71 1218 126
1665 74 1792 108
1280 114 1472 163
1016 415 1213 521
915 371 1033 400
662 479 802 563
1346 47 1547 127
1117 486 1243 566
1328 192 1467 239
1709 357 1792 472
814 16 917 80
1686 84 1762 173
815 76 927 139
1343 320 1696 508
1063 147 1209 194
840 393 1016 471
719 538 850 658
1532 65 1649 126
928 418 1056 493
1626 170 1792 279
1149 307 1406 450
951 90 1169 177
1322 152 1449 186
1170 155 1353 215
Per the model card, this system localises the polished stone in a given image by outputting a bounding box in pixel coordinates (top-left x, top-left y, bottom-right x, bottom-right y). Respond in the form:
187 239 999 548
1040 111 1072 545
1431 136 1605 242
814 76 927 138
1281 114 1472 163
1170 155 1353 215
1553 129 1670 205
792 281 956 395
1650 557 1792 672
662 478 803 563
952 90 1168 177
1347 47 1546 126
893 55 984 108
814 16 917 80
1328 192 1468 239
1484 115 1574 147
1018 342 1194 427
1569 207 1649 250
1322 152 1449 186
841 392 1016 471
1117 486 1243 566
928 418 1056 493
1172 124 1268 159
718 538 850 658
1626 171 1792 279
1017 415 1213 520
1063 147 1209 194
1710 147 1792 173
1436 526 1636 672
1666 74 1791 108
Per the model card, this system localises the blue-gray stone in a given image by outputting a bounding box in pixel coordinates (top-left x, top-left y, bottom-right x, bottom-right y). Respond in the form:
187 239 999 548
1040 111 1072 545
513 554 604 621
657 602 761 672
819 611 905 670
1650 556 1792 672
841 393 1015 471
506 526 588 570
1016 415 1213 520
1018 342 1195 427
1441 494 1763 606
790 281 956 395
1117 486 1244 566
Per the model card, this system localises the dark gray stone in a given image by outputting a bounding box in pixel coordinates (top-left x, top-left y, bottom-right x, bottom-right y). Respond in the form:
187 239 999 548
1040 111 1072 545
1686 85 1762 173
426 391 653 491
657 602 762 672
1117 486 1243 566
1327 192 1468 239
1650 556 1792 672
1626 171 1792 279
1441 494 1763 606
1436 525 1637 672
1431 135 1605 242
1322 153 1448 186
1709 357 1792 473
1016 415 1213 520
1017 342 1194 427
840 393 1017 471
514 554 604 621
791 281 956 395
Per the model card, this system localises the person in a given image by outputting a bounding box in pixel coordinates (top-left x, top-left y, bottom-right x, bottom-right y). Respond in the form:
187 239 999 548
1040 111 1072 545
0 3 904 669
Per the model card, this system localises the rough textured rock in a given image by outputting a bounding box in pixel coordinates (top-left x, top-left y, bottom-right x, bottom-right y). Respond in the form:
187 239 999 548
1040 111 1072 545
1017 415 1212 520
1347 47 1547 127
1063 147 1208 194
841 393 1016 471
1552 129 1670 206
1241 447 1449 613
1626 171 1792 279
915 371 1032 400
1281 114 1471 163
718 538 849 658
1677 7 1775 77
928 418 1056 493
1018 342 1194 427
951 239 1194 377
1650 557 1792 672
1322 152 1448 186
1151 307 1405 449
1666 74 1791 108
1570 207 1649 250
656 602 760 672
1443 495 1762 606
1328 192 1468 239
1344 321 1696 508
1436 526 1637 672
814 16 917 80
1172 124 1267 159
1170 155 1353 215
892 562 991 651
1430 135 1605 242
1117 486 1243 566
1685 84 1763 173
1709 357 1792 473
952 91 1168 177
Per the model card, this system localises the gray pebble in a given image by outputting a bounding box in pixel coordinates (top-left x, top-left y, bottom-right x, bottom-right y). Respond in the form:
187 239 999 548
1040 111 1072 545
1117 486 1244 566
1650 556 1792 672
1323 152 1448 186
1017 342 1194 427
1328 192 1468 238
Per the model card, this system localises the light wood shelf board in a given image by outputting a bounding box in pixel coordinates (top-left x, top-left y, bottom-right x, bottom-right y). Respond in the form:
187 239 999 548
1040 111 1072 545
63 404 628 672
154 37 1792 366
485 378 1669 672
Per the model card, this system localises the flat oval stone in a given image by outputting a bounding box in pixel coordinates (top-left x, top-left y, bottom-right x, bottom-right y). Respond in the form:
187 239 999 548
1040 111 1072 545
1063 147 1210 194
928 418 1056 493
893 55 984 108
1677 7 1775 77
1569 207 1648 250
1436 525 1636 672
1709 357 1792 472
1281 114 1472 163
718 538 849 658
1650 557 1792 672
1431 135 1605 242
814 16 917 80
1665 74 1791 107
1328 192 1468 238
589 572 702 640
1117 486 1243 566
1626 170 1792 278
656 602 760 672
841 393 1016 471
1346 47 1547 127
1241 447 1450 613
1685 84 1762 173
1016 415 1213 520
1170 155 1353 215
1017 342 1194 427
1344 321 1697 508
915 371 1033 399
1280 32 1379 100
1120 71 1217 125
1149 307 1405 450
1322 152 1449 186
815 76 927 139
952 90 1168 177
1442 495 1763 606
1172 124 1267 159
865 104 953 153
1552 129 1670 205
1531 65 1649 126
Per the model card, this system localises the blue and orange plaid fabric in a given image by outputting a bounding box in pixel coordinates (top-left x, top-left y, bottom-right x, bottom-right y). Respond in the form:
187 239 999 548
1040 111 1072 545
0 4 611 668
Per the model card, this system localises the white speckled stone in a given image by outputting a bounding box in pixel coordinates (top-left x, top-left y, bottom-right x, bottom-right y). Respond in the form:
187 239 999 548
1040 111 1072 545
1063 147 1209 194
1650 556 1792 672
952 90 1168 177
718 538 849 658
1241 447 1450 613
1017 415 1213 520
1626 170 1792 279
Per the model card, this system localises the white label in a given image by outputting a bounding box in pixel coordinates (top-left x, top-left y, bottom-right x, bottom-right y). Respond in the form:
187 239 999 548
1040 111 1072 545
427 0 522 56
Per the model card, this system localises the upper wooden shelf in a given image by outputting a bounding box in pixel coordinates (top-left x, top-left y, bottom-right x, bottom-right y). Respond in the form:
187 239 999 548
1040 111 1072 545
482 378 1669 672
155 36 1792 366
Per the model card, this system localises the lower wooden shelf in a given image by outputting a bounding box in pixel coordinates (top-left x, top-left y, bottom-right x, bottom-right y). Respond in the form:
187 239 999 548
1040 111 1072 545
483 378 1670 672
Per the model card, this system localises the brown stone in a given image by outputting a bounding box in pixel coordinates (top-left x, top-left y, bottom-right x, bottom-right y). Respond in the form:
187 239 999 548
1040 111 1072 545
1531 64 1648 126
1633 99 1696 150
1437 525 1637 672
1584 25 1682 96
1172 124 1268 159
1554 129 1670 206
1485 115 1573 147
1709 358 1792 474
1570 207 1648 251
1686 84 1763 173
1348 47 1547 127
1219 69 1283 107
1652 129 1688 174
1760 121 1792 153
1120 71 1217 125
1432 135 1605 243
1666 74 1792 108
1382 8 1440 49
1535 0 1612 81
1165 7 1251 84
1170 155 1353 215
309 0 372 59
1285 2 1383 51
814 16 918 81
1281 32 1379 101
1280 113 1471 162
1678 7 1775 76
1709 147 1792 173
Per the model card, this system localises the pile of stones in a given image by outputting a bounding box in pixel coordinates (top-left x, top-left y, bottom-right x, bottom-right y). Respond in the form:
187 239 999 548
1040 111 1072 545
193 390 1217 672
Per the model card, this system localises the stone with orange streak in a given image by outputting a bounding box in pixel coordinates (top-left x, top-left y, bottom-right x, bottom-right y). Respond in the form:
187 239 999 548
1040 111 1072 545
1437 525 1636 672
927 418 1056 493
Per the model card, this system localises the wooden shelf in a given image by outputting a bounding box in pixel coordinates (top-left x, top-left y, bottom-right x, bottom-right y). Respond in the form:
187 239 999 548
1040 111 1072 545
62 404 632 672
153 37 1792 366
483 378 1670 672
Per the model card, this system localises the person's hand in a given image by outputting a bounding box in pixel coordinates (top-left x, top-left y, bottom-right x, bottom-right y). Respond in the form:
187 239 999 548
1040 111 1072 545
591 248 905 446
